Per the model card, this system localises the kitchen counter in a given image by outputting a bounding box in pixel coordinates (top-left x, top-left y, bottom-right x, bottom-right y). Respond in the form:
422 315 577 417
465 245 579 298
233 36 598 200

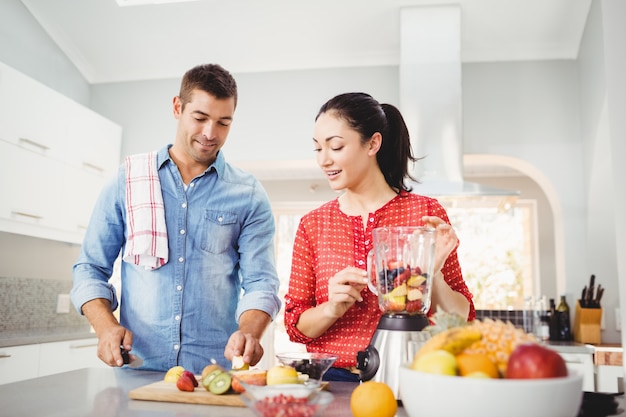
1 367 624 417
0 367 410 417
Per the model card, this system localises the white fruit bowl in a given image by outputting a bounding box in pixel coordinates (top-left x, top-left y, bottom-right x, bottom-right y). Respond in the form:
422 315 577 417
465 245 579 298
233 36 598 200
399 363 583 417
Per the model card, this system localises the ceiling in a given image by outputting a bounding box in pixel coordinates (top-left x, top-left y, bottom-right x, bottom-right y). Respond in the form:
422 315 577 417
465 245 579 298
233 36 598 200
20 0 592 85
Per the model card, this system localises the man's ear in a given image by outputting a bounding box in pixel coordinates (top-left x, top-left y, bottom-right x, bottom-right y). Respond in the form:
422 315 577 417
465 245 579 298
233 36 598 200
173 96 182 119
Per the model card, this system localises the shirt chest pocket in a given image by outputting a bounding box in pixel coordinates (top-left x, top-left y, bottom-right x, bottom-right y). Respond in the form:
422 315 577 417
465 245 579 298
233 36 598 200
201 210 239 254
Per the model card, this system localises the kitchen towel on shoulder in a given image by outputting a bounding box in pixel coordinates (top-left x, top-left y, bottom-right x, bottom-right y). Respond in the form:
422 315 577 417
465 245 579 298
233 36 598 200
122 151 168 270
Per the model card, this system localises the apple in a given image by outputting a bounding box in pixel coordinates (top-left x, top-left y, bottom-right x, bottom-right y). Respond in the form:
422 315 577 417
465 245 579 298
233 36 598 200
230 369 268 393
506 343 568 379
266 365 299 385
163 365 185 383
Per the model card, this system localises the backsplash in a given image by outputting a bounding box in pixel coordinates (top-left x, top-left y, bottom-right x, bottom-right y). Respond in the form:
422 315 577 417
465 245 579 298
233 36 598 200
0 276 88 332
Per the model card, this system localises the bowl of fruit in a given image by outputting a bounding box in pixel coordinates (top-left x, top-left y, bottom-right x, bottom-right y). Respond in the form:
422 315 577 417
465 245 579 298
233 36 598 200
275 352 338 381
399 314 584 417
239 382 334 417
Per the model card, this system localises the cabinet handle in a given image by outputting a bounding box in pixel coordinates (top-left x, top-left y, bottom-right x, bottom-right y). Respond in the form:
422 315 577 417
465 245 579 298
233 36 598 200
19 137 50 152
0 354 12 359
70 342 98 349
82 162 105 173
11 210 43 220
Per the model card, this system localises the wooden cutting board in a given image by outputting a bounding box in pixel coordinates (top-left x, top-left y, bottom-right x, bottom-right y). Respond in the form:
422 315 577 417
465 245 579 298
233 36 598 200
129 379 330 407
129 379 246 407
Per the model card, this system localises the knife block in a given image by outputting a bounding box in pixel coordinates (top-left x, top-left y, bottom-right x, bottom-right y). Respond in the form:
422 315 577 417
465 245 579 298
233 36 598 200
573 300 602 344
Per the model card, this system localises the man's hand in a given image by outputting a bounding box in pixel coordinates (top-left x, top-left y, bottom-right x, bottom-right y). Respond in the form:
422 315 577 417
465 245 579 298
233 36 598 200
224 309 271 367
81 298 133 367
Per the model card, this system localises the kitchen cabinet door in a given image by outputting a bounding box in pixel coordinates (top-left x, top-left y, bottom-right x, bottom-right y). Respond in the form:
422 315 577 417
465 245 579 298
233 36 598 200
67 105 122 178
61 163 109 233
0 140 65 233
38 339 107 377
0 344 41 385
0 63 68 155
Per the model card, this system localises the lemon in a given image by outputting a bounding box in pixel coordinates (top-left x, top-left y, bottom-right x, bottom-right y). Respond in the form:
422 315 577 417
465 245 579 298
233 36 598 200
412 350 458 375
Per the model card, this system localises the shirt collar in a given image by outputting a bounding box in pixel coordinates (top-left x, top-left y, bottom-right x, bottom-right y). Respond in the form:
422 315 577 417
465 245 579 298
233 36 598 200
156 144 224 176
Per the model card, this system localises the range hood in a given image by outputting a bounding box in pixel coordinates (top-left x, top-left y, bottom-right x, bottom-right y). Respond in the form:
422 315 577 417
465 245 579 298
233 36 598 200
399 6 519 202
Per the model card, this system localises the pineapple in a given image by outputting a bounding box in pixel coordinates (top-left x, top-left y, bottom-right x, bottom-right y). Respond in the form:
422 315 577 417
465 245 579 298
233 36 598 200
463 318 537 374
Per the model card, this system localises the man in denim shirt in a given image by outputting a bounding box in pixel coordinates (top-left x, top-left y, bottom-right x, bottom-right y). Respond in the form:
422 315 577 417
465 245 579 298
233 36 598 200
71 64 281 373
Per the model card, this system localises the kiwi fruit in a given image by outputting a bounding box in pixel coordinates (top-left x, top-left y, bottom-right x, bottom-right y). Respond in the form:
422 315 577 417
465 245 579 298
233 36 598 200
208 371 232 395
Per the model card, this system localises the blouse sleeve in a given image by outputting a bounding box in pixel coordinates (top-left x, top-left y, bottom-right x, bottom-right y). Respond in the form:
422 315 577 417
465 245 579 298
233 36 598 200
283 218 317 344
428 198 476 321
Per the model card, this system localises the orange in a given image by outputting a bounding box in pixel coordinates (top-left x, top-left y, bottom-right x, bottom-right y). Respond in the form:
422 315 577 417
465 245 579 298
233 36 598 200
455 352 500 378
350 381 397 417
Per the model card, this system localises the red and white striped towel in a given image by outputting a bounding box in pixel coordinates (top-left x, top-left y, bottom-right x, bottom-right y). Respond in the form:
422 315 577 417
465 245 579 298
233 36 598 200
122 151 168 270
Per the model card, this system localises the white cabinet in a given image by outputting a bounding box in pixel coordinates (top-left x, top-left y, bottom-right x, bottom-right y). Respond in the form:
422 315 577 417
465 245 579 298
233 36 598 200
0 62 121 243
38 338 107 377
0 345 41 385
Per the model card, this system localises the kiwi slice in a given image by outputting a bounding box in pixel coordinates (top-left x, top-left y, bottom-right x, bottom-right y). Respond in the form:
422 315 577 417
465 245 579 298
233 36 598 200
208 371 232 395
202 369 224 391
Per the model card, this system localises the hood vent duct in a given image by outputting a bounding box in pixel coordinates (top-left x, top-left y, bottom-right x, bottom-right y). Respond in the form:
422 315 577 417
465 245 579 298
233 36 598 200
399 5 519 202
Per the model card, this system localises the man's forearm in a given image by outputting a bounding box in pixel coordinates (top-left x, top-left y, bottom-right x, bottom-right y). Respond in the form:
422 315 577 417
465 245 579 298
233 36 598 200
81 298 119 337
238 309 272 340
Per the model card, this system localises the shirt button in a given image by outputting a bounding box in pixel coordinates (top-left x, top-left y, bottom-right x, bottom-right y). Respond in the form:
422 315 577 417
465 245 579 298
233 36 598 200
218 216 223 223
178 257 184 263
365 240 369 245
181 203 187 208
175 315 180 321
174 344 179 351
177 285 182 291
369 217 374 222
358 260 364 266
180 229 185 235
189 183 195 188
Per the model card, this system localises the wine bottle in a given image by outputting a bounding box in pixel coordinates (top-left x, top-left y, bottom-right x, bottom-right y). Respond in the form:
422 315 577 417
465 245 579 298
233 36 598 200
556 294 572 341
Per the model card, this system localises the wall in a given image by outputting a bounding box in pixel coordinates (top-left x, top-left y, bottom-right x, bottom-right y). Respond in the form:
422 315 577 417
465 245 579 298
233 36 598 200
599 0 626 352
577 0 624 343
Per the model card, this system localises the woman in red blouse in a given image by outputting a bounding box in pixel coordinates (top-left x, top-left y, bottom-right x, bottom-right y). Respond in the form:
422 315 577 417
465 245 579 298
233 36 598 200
283 92 475 382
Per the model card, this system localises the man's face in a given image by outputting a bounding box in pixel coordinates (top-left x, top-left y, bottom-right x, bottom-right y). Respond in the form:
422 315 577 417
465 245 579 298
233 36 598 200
172 89 236 166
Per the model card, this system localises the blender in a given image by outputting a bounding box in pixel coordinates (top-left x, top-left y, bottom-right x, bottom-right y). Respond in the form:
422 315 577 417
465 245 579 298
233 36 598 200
356 226 436 400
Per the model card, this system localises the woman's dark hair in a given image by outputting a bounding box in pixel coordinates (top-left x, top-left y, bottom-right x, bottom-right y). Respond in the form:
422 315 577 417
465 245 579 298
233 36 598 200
316 92 418 192
179 63 238 110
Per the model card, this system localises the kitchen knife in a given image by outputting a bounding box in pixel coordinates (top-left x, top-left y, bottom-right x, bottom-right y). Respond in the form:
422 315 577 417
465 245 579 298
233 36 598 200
581 286 588 307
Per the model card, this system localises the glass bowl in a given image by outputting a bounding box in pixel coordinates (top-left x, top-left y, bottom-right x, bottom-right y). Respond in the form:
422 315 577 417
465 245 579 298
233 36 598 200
275 352 338 381
239 383 334 417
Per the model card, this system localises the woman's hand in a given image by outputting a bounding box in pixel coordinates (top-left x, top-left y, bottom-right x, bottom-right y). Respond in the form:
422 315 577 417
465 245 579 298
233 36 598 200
323 267 368 319
422 215 459 273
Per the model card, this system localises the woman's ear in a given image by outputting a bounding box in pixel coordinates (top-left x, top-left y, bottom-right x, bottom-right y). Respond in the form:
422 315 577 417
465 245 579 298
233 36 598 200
368 132 383 155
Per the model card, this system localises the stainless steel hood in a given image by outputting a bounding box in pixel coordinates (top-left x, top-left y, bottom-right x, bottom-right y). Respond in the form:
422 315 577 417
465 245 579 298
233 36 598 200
399 6 519 201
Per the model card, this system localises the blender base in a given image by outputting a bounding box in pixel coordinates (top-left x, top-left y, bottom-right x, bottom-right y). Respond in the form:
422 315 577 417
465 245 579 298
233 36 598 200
357 314 431 400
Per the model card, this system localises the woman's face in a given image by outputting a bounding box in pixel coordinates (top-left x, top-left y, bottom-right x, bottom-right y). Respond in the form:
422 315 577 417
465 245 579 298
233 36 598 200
313 112 378 191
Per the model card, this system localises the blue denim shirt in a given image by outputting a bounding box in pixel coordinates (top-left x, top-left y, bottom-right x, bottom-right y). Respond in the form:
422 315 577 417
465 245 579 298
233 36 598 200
71 145 281 372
